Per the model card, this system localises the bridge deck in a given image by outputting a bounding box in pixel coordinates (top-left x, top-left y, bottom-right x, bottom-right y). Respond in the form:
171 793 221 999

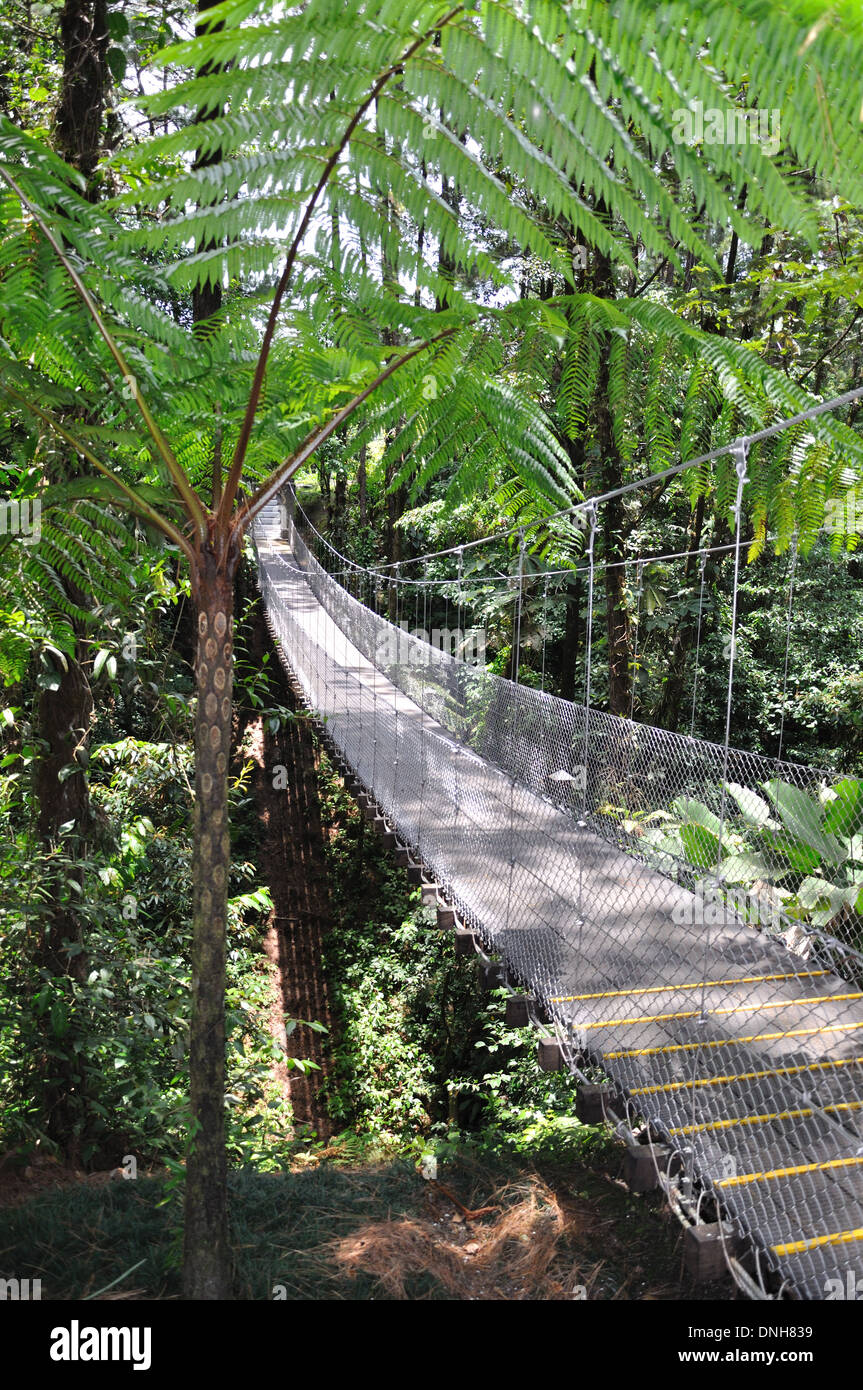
256 530 863 1300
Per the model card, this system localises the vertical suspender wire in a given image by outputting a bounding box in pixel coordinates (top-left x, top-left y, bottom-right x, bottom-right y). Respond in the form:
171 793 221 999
453 546 465 892
692 441 748 1153
577 504 599 947
418 581 429 855
372 568 380 794
539 572 550 774
392 571 403 827
456 546 466 736
348 565 356 767
316 533 323 737
504 532 526 936
630 559 644 723
776 533 798 766
322 544 328 727
689 551 708 740
456 548 465 641
342 565 350 766
355 563 363 789
540 573 550 695
715 443 749 886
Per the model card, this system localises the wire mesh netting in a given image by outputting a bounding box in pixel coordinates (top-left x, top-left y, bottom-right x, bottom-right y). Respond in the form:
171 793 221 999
252 501 863 1301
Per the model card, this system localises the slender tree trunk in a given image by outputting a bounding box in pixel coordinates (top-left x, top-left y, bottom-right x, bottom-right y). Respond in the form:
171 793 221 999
357 442 368 526
583 224 631 716
594 322 630 714
55 0 109 189
35 652 93 842
653 496 705 730
331 467 348 552
31 0 108 1157
34 650 93 1154
183 546 236 1300
191 0 223 335
558 576 583 702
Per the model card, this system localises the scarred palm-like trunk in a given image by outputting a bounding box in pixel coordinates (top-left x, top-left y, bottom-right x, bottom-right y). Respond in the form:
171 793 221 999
183 542 237 1300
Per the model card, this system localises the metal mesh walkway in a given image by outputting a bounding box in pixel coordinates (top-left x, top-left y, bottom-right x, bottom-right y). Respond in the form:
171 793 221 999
252 508 863 1300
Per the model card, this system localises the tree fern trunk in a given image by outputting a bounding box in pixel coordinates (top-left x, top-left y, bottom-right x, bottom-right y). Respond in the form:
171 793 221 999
183 550 234 1300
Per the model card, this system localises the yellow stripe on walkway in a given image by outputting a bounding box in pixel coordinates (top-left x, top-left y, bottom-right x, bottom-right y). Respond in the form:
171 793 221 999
603 1023 863 1059
629 1056 863 1096
551 971 827 1003
773 1228 863 1258
717 1156 863 1189
581 993 863 1031
669 1101 862 1137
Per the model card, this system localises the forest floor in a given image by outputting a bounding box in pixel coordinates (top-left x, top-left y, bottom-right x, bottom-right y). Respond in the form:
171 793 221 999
0 1149 728 1300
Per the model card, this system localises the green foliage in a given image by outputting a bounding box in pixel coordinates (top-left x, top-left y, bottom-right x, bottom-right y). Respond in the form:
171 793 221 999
0 719 290 1167
610 774 863 945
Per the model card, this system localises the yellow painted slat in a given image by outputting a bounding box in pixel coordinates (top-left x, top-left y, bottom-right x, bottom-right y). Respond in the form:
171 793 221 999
773 1227 863 1258
603 1021 863 1060
582 993 863 1031
551 971 827 1003
629 1056 863 1097
717 1156 863 1189
670 1101 862 1137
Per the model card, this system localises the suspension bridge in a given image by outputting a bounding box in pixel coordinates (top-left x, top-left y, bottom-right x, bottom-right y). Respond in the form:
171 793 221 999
249 410 863 1302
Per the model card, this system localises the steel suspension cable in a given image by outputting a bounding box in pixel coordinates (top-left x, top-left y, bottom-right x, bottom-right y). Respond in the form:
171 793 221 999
689 550 709 740
777 535 799 765
505 531 526 936
630 559 644 723
577 504 599 947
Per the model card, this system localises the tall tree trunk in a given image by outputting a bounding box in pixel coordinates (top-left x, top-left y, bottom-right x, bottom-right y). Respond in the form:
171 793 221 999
34 650 94 1154
191 0 223 336
42 0 109 856
31 0 110 1156
55 0 109 190
558 576 583 702
599 432 631 716
183 544 236 1300
592 241 630 717
653 496 705 730
357 442 368 526
375 98 407 614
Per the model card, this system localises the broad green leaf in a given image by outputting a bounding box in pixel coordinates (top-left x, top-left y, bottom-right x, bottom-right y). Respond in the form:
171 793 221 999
763 778 846 865
50 1000 70 1037
718 852 776 884
727 782 774 828
758 826 822 874
823 778 863 838
681 823 720 869
107 48 127 83
671 797 722 836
